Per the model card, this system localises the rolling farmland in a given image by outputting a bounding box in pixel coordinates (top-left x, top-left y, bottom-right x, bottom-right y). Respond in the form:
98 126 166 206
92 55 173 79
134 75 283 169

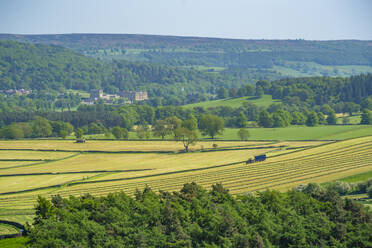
0 136 371 235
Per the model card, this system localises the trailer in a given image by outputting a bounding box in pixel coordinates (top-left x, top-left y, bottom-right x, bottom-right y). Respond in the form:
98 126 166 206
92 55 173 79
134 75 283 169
246 154 266 164
254 154 267 162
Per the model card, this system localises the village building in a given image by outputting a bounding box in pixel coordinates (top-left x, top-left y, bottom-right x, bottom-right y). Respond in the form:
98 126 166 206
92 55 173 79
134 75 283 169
120 91 148 103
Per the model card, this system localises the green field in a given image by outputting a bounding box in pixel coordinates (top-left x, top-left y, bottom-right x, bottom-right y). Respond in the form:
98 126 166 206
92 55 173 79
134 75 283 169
0 237 28 248
61 124 372 141
184 94 280 108
209 125 372 140
337 170 372 183
274 62 372 77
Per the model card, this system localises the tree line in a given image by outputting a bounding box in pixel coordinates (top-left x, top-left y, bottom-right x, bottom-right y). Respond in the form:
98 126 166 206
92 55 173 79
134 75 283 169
1 101 371 140
25 182 372 247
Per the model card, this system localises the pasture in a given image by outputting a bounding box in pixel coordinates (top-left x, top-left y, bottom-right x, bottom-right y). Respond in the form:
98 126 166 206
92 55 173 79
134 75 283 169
184 94 280 108
217 125 372 140
0 136 371 235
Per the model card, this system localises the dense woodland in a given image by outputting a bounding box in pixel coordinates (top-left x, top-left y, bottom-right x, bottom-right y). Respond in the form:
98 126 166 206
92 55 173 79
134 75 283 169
26 183 372 247
1 33 372 67
0 40 272 105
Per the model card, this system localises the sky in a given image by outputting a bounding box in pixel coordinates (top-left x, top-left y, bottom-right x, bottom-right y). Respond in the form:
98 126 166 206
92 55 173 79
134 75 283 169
0 0 371 40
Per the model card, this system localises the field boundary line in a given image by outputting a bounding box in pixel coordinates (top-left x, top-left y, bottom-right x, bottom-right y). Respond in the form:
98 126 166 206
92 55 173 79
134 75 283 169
0 153 81 171
0 168 154 178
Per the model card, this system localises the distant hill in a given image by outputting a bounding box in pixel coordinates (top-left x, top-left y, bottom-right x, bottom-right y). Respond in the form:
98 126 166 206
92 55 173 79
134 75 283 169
1 33 372 77
0 40 269 102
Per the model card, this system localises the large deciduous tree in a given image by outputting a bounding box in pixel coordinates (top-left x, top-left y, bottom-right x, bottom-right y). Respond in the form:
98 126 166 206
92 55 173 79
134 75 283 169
306 111 319 127
237 128 250 140
199 114 224 139
31 116 52 137
174 127 199 152
152 120 171 140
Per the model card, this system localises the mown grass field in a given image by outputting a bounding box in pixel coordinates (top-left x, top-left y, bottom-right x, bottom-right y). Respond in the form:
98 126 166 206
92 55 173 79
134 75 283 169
0 223 18 235
184 94 280 108
0 135 371 235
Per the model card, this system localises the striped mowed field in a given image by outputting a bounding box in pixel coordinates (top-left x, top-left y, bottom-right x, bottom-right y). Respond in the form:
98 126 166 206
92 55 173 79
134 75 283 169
0 137 371 233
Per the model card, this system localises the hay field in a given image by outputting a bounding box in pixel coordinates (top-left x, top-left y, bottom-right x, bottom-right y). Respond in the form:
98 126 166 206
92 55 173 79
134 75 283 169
0 150 75 160
0 137 370 231
0 140 271 152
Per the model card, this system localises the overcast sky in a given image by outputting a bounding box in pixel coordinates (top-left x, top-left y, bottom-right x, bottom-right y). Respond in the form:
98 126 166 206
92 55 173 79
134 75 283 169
0 0 371 40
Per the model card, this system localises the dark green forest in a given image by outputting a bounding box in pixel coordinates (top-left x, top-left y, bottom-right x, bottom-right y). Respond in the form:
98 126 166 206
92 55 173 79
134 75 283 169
1 34 372 67
26 183 372 247
0 40 272 93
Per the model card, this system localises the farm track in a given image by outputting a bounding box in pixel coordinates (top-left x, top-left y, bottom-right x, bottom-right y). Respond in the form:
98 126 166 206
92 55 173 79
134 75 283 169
0 137 370 209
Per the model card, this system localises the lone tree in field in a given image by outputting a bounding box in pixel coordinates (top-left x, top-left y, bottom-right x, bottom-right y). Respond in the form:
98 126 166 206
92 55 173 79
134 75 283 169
199 114 224 139
152 120 171 140
237 128 250 140
174 127 199 152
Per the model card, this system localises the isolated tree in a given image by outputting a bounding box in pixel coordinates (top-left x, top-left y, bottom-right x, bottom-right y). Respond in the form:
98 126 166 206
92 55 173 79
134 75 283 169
152 120 171 140
174 127 199 152
199 114 224 139
237 128 250 141
306 111 319 127
360 109 372 124
257 110 273 128
326 110 337 125
74 128 84 139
